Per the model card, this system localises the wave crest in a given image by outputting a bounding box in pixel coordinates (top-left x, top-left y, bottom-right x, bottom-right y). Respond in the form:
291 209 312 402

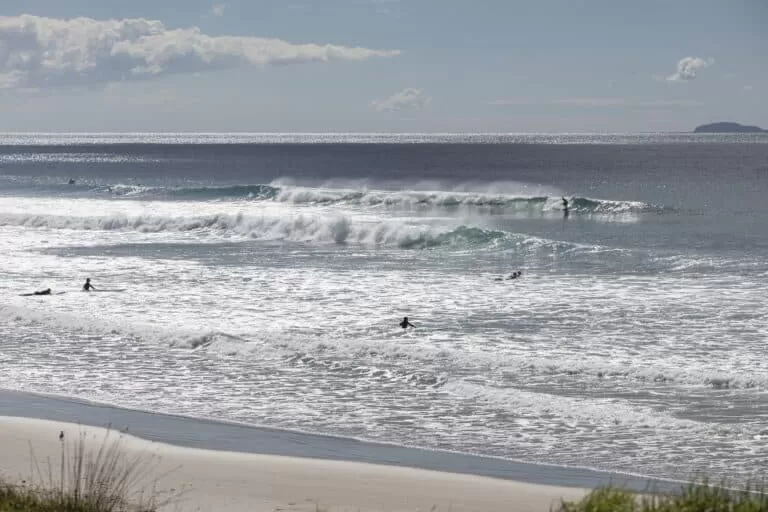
99 183 667 214
0 211 509 249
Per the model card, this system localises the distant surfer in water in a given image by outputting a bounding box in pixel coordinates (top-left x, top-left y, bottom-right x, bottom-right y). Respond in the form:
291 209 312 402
68 178 75 185
562 197 570 217
21 288 52 296
82 278 96 291
400 317 415 329
506 271 522 280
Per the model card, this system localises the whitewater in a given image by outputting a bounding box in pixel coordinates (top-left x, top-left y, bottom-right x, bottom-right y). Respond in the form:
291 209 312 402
1 133 768 484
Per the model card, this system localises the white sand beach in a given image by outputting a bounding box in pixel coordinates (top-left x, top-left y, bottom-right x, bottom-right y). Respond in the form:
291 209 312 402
0 416 589 512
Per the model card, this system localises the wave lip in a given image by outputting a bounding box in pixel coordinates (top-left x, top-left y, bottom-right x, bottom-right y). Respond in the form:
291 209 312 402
119 183 670 215
1 176 670 215
568 197 666 214
269 187 666 214
102 184 279 200
0 209 513 249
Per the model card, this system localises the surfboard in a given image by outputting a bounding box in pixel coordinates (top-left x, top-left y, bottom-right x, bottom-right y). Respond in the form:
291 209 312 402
85 289 127 293
19 292 66 296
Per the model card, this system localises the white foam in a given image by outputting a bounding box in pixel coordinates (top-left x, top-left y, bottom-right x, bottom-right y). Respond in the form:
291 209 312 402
1 190 767 485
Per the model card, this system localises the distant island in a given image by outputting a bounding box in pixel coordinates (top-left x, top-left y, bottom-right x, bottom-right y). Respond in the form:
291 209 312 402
694 122 766 133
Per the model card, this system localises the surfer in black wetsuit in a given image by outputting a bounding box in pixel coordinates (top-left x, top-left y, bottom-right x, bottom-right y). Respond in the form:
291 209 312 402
561 197 570 217
82 278 96 291
506 271 520 280
34 288 52 295
400 317 415 329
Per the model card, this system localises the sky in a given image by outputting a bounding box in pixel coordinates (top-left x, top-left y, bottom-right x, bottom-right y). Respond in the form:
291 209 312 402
0 0 765 132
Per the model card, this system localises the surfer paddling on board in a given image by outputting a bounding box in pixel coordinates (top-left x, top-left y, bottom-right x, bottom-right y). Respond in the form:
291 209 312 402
20 288 53 296
82 278 96 291
400 317 415 329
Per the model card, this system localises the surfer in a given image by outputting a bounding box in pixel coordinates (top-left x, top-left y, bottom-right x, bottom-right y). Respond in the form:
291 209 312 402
400 317 415 329
562 197 570 216
506 271 521 280
32 289 52 296
68 178 75 185
82 278 96 291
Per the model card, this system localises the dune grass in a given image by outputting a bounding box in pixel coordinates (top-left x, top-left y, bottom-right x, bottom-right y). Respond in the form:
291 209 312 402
0 429 179 512
555 481 768 512
3 428 765 512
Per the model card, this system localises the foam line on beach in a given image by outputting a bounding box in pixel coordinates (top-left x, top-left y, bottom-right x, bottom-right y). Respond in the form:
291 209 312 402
0 389 681 493
0 415 592 512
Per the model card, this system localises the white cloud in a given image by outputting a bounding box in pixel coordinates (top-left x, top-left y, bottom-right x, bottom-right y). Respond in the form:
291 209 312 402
211 4 228 17
369 0 400 14
0 71 25 89
665 57 714 81
0 14 399 89
371 88 431 112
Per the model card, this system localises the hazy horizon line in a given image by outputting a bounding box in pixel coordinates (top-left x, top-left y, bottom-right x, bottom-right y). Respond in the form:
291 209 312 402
0 130 711 135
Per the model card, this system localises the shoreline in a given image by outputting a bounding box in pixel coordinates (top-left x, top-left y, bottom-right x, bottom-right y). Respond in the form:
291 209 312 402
0 416 596 512
0 388 680 493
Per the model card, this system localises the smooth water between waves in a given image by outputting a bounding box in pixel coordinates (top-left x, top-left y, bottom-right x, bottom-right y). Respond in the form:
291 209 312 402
1 136 768 484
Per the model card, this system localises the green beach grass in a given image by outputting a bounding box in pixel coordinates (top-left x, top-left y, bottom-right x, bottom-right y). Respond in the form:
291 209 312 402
0 429 179 512
555 481 768 512
2 429 766 511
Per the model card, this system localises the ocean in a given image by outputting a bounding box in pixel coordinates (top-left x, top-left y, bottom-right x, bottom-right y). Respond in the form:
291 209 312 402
1 133 767 484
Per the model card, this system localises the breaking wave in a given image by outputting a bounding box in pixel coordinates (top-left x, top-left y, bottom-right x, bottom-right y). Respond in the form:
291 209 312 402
1 174 669 215
109 184 278 200
95 183 667 214
0 210 510 249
